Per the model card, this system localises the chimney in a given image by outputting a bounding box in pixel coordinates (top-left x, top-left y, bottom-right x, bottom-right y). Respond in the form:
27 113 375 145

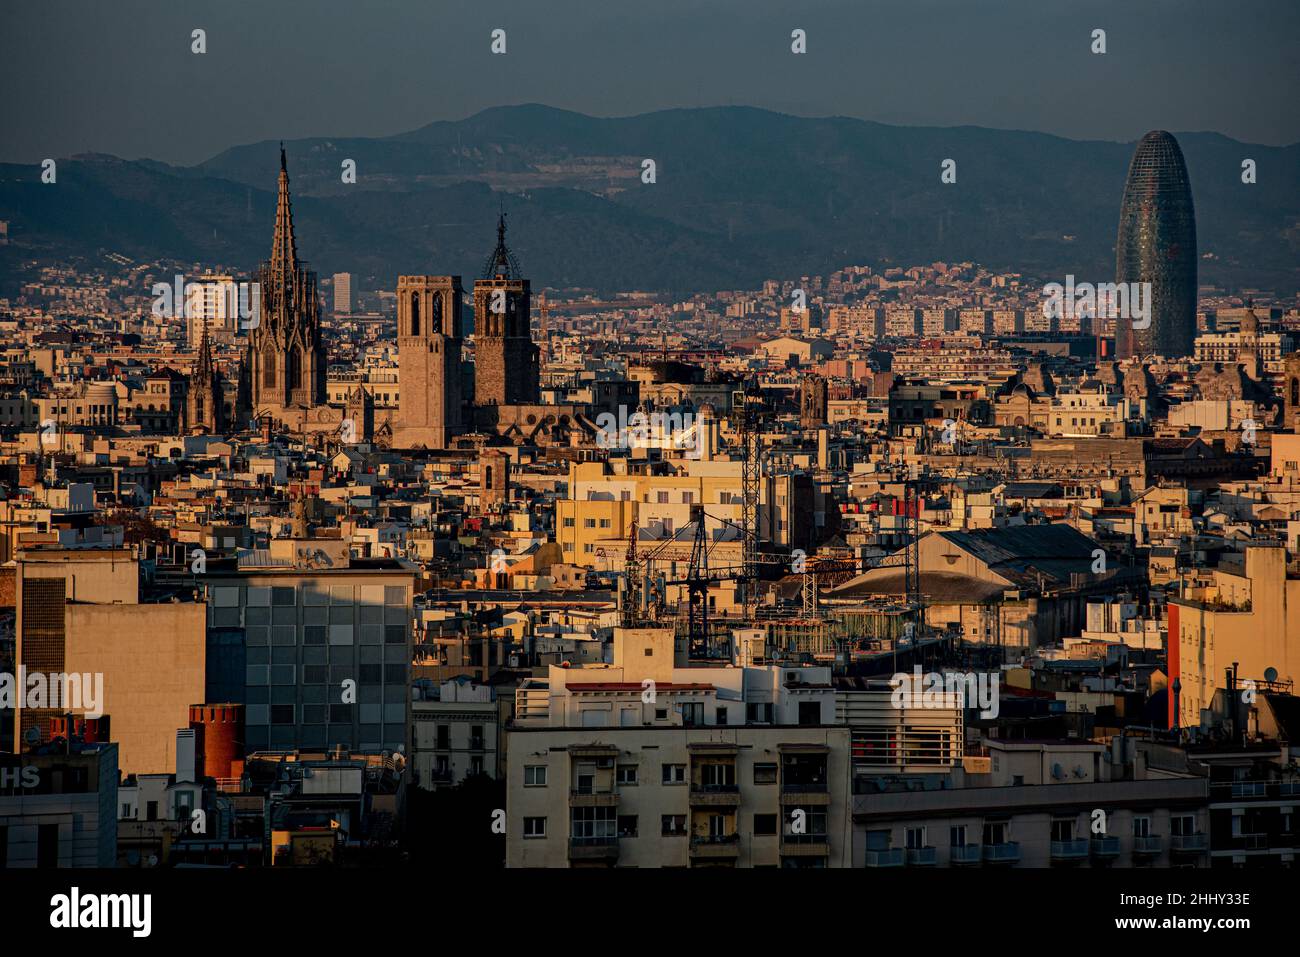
175 728 197 784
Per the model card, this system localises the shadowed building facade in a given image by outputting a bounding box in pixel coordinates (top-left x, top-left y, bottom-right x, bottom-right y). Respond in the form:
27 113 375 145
394 275 464 448
1115 131 1197 360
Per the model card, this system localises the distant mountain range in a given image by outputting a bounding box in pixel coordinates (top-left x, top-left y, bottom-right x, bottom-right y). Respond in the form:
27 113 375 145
2 104 1297 296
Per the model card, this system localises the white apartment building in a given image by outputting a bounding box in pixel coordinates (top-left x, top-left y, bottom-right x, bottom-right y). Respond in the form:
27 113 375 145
506 627 851 867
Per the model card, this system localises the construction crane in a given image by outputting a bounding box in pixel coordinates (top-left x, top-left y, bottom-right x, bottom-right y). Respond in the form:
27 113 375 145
799 555 862 619
739 385 763 618
621 520 640 629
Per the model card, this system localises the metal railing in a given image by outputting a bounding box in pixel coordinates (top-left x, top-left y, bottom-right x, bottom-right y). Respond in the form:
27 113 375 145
983 842 1021 863
1051 839 1089 859
1133 835 1163 855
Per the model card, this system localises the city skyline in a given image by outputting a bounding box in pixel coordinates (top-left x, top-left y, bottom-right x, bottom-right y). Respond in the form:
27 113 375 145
1 0 1296 937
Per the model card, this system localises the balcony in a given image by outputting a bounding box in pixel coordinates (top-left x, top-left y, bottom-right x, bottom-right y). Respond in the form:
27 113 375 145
568 835 619 863
1232 833 1271 851
949 844 982 866
569 788 618 808
1051 839 1089 862
689 833 740 860
1133 835 1163 857
1170 833 1208 854
865 848 905 868
982 842 1020 864
689 784 741 808
780 782 831 807
469 737 486 751
781 833 830 857
905 846 937 866
1091 836 1121 860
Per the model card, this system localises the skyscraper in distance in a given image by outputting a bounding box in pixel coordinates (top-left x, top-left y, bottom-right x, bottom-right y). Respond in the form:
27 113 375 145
333 272 353 315
1115 130 1197 359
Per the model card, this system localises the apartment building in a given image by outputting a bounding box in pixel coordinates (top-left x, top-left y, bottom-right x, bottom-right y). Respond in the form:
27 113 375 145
411 676 499 789
853 737 1210 868
1169 545 1298 731
12 545 207 776
506 627 851 867
203 539 416 756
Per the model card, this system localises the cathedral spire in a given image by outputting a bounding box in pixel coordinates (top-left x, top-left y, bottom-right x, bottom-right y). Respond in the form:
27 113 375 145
269 144 299 291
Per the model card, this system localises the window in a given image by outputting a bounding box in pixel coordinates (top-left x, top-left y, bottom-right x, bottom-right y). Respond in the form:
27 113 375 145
1133 817 1151 838
798 701 821 726
571 806 615 841
661 814 687 836
661 764 686 785
37 823 58 868
617 815 638 838
583 518 596 528
523 817 546 838
905 827 927 850
785 810 826 838
949 825 967 847
656 491 669 504
716 706 728 726
754 814 778 836
146 801 159 822
1171 815 1195 836
1051 819 1075 842
983 821 1008 845
753 763 778 785
616 765 638 786
436 725 450 750
699 762 735 788
747 702 774 724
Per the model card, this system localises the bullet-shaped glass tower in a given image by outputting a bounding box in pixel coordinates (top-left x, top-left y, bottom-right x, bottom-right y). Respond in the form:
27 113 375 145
1115 131 1197 359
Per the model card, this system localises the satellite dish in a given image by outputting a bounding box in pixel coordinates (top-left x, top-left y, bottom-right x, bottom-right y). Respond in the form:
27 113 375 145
23 727 40 747
1265 667 1278 683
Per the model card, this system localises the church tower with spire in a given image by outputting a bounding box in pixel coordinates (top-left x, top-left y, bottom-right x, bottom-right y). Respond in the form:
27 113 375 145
187 328 226 433
248 147 328 419
473 213 539 407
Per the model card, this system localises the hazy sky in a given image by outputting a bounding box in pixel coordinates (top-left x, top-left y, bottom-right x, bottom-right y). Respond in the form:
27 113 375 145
3 0 1296 165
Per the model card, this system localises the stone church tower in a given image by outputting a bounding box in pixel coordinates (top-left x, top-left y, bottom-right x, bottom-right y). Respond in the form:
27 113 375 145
473 214 539 407
394 275 463 448
248 147 328 419
187 328 225 434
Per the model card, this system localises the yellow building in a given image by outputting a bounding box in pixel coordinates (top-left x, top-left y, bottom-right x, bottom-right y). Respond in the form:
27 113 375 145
1170 545 1298 730
13 546 207 776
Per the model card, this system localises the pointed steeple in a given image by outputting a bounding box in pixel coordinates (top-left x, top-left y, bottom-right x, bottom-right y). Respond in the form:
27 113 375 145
197 325 214 377
481 210 522 280
269 143 299 291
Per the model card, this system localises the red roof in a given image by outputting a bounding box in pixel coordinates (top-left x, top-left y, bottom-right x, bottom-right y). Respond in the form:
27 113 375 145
570 682 715 693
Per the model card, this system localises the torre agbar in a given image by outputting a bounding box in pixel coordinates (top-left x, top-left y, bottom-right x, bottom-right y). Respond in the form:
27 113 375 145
1114 130 1198 360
